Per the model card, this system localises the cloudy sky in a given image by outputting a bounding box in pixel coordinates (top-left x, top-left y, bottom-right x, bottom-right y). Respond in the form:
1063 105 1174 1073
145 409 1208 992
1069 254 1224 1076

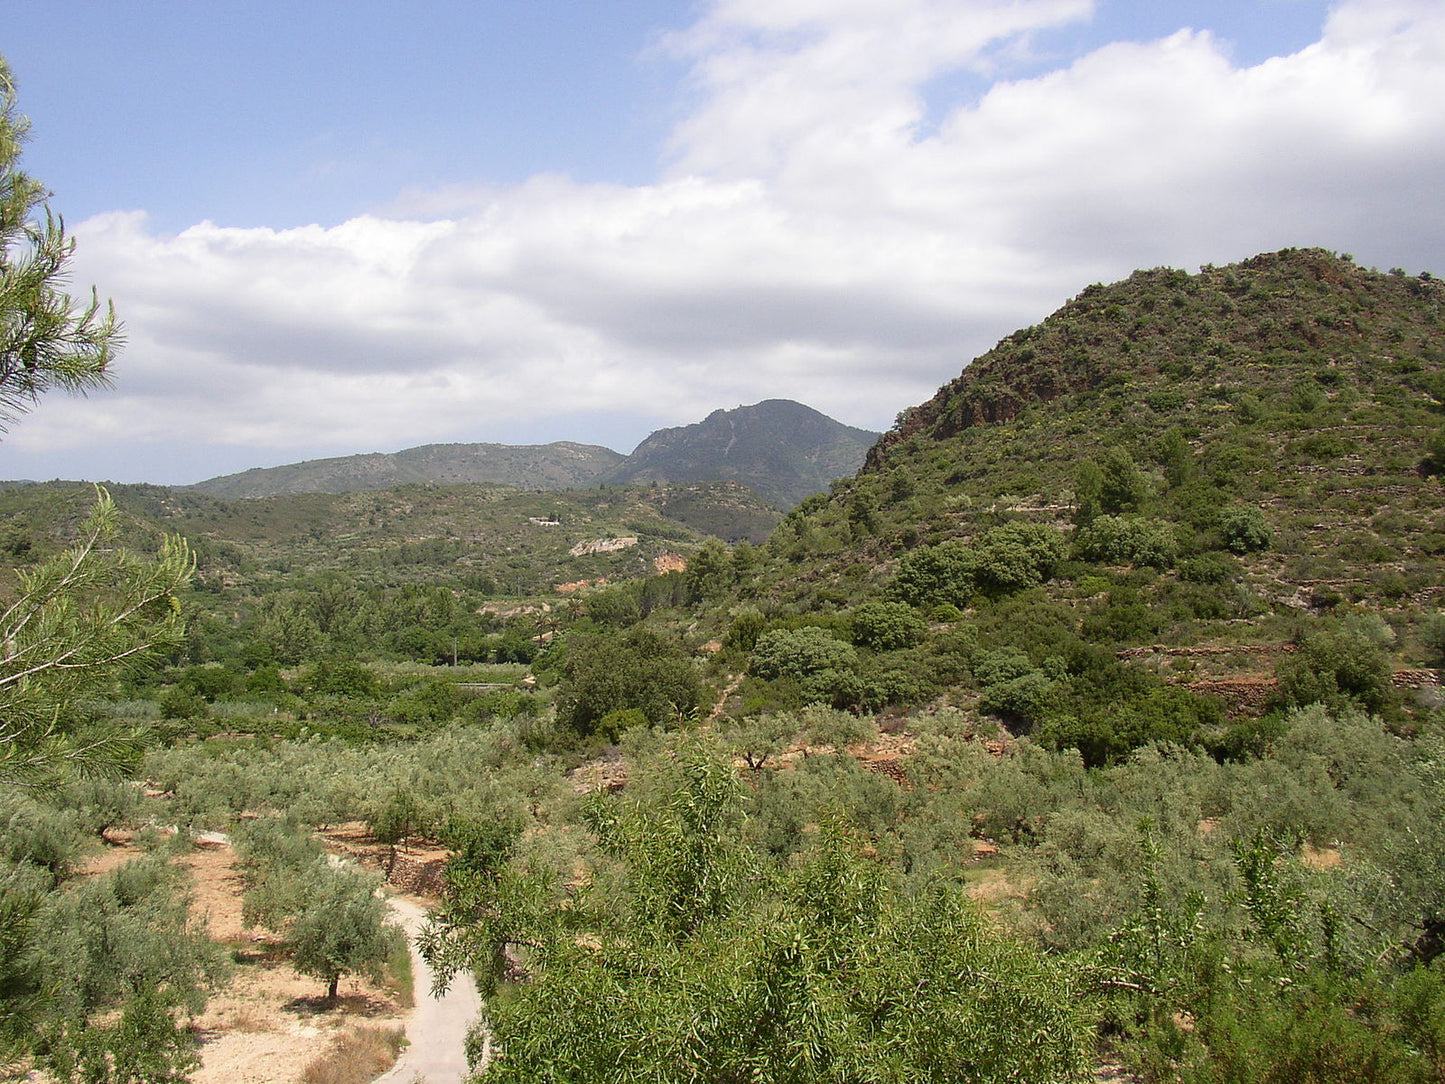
2 0 1441 485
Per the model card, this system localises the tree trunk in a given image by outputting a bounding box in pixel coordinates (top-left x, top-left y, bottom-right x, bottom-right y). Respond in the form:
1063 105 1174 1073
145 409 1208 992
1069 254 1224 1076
327 973 340 1001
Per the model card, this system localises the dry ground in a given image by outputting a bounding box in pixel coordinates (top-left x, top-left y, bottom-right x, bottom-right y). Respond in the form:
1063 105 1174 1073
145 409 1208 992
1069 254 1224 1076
71 833 414 1084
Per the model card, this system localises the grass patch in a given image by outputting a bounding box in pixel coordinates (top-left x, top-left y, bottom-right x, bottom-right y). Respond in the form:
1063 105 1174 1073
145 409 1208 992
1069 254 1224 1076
300 1025 408 1084
384 930 415 1009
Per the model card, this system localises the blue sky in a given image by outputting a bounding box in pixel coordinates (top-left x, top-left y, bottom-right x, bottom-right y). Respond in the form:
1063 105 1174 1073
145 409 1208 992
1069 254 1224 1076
1 0 1440 485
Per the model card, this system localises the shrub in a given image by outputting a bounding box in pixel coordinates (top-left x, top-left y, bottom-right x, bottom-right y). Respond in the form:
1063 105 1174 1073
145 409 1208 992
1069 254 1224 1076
301 1026 409 1084
1178 551 1238 584
1073 514 1178 568
971 522 1067 594
892 539 976 608
749 627 858 682
1274 622 1396 714
724 608 767 654
979 670 1057 727
1417 612 1445 664
1078 447 1150 521
849 601 925 651
557 629 702 736
1219 504 1273 553
1421 423 1445 476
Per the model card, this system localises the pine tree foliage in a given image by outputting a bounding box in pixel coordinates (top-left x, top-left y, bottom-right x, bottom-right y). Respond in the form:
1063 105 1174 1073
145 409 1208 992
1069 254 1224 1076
0 59 119 430
0 489 192 787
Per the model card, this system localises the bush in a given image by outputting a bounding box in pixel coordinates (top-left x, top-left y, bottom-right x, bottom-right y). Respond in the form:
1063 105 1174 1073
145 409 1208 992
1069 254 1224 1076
1420 612 1445 666
724 608 767 654
1073 514 1178 568
1178 552 1239 584
557 628 702 736
892 539 976 608
301 1026 409 1084
971 522 1067 594
749 627 858 682
1219 504 1273 553
849 601 925 651
1274 623 1396 714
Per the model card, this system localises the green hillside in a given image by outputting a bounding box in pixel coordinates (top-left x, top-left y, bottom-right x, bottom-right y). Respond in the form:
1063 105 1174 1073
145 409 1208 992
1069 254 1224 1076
693 248 1445 737
0 479 781 596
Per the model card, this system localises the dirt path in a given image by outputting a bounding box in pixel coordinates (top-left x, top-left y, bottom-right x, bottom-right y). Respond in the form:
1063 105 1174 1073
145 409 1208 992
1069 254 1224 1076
373 898 484 1084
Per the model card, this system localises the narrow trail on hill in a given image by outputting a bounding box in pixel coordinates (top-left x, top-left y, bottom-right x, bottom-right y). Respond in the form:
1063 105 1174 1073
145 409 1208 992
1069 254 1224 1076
374 898 484 1084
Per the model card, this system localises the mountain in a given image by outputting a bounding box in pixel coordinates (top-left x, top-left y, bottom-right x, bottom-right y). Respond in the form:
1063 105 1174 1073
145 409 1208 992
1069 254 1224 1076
680 248 1445 744
604 399 880 509
185 401 876 508
187 441 625 499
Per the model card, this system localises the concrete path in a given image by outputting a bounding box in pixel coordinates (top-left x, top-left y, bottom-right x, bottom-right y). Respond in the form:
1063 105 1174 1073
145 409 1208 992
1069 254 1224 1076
375 898 484 1084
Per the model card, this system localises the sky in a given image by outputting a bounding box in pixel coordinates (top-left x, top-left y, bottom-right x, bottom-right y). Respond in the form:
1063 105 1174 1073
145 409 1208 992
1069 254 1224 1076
1 0 1441 485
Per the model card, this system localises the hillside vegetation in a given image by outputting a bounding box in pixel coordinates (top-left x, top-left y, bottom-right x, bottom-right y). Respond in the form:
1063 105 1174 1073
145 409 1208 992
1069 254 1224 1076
689 249 1445 744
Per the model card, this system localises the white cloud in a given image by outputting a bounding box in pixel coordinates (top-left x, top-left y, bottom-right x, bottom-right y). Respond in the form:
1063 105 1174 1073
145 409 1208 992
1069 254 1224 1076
13 0 1445 482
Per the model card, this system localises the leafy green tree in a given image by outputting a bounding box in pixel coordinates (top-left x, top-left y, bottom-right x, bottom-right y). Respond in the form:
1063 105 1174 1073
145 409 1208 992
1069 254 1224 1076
235 816 402 1000
288 866 401 1002
556 628 701 736
848 600 924 651
893 523 1063 606
447 743 1087 1083
722 606 767 654
1073 513 1177 568
30 856 227 1083
972 521 1066 594
1078 447 1149 522
683 538 732 604
252 594 320 665
1421 423 1445 476
891 538 977 607
1274 621 1396 714
1219 503 1273 553
367 788 427 855
1420 611 1445 666
1157 426 1196 488
1074 459 1105 524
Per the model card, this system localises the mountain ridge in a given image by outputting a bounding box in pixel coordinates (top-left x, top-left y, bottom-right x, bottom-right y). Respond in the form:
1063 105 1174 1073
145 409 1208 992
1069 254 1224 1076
187 399 879 508
185 440 625 499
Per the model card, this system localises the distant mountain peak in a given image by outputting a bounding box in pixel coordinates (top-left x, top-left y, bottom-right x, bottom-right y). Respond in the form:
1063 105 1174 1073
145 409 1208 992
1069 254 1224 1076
607 400 879 508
